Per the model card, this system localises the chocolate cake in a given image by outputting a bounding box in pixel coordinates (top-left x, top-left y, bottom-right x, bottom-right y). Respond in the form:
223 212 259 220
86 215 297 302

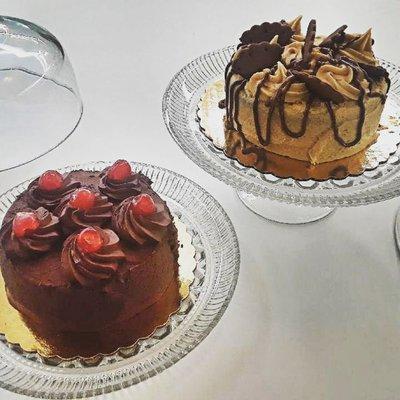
0 160 179 333
222 16 390 164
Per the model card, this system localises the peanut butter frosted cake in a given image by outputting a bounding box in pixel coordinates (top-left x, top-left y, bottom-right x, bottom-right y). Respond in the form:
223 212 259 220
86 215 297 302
222 17 390 164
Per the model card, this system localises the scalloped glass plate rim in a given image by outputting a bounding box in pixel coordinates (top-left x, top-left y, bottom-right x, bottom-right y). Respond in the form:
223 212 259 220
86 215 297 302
162 45 400 207
0 161 240 399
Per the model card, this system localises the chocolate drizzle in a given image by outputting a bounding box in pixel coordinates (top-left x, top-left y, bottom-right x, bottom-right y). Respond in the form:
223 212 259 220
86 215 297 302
62 228 125 287
253 72 270 142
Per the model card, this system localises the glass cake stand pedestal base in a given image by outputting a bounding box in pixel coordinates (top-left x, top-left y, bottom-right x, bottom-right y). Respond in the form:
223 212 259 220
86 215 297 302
237 191 335 224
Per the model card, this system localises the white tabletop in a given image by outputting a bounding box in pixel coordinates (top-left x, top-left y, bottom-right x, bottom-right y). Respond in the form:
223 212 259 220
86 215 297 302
1 1 400 399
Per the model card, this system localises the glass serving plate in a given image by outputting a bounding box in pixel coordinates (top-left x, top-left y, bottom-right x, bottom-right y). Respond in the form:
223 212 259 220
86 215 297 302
0 161 240 398
0 15 82 172
162 45 400 224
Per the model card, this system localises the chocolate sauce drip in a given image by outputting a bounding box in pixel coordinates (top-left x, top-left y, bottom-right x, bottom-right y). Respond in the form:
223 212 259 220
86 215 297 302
263 75 296 145
228 79 245 126
233 80 248 134
279 93 314 138
253 72 270 143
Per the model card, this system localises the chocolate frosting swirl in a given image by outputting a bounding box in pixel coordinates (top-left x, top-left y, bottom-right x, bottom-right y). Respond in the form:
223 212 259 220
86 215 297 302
99 170 152 202
26 174 81 211
62 228 125 287
112 194 172 246
55 191 113 235
2 208 60 260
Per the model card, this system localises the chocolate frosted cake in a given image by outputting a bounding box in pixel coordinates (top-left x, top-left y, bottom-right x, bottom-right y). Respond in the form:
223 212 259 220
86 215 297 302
223 17 390 164
0 160 179 333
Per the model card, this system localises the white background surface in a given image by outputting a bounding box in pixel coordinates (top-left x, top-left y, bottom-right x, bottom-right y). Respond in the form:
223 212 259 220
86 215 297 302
1 1 400 399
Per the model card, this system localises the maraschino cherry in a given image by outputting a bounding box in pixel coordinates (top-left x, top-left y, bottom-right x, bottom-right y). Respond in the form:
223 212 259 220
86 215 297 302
130 194 156 216
38 170 64 192
69 188 96 211
12 212 40 238
76 227 103 253
107 160 132 182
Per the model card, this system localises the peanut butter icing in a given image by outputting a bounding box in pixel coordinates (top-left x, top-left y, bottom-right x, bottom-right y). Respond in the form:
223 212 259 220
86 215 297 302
339 29 378 66
282 41 303 65
316 64 363 100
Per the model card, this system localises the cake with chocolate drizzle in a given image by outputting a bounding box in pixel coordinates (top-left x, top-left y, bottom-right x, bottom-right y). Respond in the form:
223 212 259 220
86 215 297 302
222 17 390 164
0 160 179 333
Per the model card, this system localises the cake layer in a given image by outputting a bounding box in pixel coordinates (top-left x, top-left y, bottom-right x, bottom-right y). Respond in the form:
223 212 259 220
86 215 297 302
235 82 386 163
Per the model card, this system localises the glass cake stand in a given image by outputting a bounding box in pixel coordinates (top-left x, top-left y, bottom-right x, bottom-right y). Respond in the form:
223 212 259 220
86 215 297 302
0 15 82 172
162 46 400 224
0 162 240 399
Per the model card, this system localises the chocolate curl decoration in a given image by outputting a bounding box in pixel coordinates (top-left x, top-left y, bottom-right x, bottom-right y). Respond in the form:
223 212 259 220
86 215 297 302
292 70 344 104
301 19 317 67
231 42 283 79
240 21 293 46
319 24 348 48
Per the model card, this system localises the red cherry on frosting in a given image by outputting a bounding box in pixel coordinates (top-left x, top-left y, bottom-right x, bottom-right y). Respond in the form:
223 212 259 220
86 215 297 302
38 170 64 192
76 227 103 253
107 160 132 182
12 212 40 238
69 188 96 211
130 194 157 216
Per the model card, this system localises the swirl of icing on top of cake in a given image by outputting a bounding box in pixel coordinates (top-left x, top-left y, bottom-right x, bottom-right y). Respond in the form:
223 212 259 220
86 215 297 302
282 41 304 65
246 62 308 102
99 171 151 202
61 228 125 287
339 29 377 66
112 194 171 245
2 208 60 260
316 64 368 100
26 173 81 211
55 189 113 235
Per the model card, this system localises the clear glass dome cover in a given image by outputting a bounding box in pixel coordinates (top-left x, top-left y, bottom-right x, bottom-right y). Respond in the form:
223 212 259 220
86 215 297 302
0 15 82 172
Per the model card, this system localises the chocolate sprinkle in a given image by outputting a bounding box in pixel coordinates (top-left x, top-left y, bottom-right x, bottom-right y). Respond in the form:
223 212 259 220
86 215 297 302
301 19 317 67
231 42 283 79
240 21 294 46
291 70 344 104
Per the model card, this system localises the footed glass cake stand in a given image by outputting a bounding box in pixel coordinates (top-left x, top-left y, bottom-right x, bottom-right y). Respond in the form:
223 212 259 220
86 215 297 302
0 15 82 172
162 46 400 224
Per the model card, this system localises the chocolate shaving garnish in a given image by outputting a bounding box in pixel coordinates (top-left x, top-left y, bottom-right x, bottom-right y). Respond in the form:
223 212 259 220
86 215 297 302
231 42 283 79
240 21 293 46
301 19 317 67
319 25 347 48
292 70 344 103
